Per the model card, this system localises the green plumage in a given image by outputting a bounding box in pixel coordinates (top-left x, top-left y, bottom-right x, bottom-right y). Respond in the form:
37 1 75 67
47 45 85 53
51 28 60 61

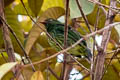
43 18 92 60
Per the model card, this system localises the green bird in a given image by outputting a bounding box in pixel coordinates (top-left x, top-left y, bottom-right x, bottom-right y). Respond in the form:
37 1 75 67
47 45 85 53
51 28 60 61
42 18 92 61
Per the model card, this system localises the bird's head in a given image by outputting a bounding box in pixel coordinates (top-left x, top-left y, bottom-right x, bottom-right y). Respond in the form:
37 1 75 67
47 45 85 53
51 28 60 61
44 18 61 24
41 18 62 29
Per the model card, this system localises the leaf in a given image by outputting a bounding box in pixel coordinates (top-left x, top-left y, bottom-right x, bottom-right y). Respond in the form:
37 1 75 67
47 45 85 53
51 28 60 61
0 62 18 80
28 0 43 17
4 7 25 55
114 14 120 22
0 7 24 55
40 7 65 19
110 27 119 44
13 2 34 16
25 23 46 55
25 7 64 55
31 71 44 80
37 32 50 48
30 47 57 71
77 23 91 35
87 6 106 29
13 0 64 16
69 0 95 18
103 65 119 80
114 24 120 38
20 17 32 32
49 63 62 80
41 0 64 11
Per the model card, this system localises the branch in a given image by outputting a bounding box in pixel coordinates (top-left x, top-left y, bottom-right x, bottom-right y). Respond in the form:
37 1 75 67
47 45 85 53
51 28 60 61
62 0 71 80
94 0 117 80
88 0 119 12
0 0 15 62
91 0 102 79
0 0 17 76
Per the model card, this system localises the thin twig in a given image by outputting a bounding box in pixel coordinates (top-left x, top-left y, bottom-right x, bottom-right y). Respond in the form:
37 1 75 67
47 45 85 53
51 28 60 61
46 54 49 80
99 6 107 17
69 55 90 72
76 0 92 33
91 0 102 78
48 67 60 80
88 0 119 12
107 48 120 54
0 49 5 52
62 0 70 80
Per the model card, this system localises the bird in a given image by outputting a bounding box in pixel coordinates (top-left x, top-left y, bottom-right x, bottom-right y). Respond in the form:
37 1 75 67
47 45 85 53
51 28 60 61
41 18 92 61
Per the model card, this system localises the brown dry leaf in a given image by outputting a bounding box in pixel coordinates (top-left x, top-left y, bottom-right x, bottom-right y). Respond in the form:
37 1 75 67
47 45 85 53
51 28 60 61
25 23 45 55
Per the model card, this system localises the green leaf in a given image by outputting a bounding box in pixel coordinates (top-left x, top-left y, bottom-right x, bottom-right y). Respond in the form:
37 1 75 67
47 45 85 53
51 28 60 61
13 0 64 16
41 0 64 11
13 2 34 16
87 6 106 29
5 7 25 55
28 0 43 17
40 7 65 19
110 27 119 44
20 17 32 32
69 0 95 18
37 32 50 48
0 62 18 80
87 0 107 29
103 65 119 80
49 63 62 80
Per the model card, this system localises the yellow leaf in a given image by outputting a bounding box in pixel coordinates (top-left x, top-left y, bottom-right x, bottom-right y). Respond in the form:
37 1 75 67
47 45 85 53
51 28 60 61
31 71 44 80
41 0 64 11
0 62 18 80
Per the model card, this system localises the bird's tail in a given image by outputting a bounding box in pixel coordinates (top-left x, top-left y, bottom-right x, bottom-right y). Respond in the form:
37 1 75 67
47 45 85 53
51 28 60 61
85 48 92 61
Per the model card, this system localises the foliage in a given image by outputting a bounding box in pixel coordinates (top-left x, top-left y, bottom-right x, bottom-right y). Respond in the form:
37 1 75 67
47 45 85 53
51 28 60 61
0 0 120 80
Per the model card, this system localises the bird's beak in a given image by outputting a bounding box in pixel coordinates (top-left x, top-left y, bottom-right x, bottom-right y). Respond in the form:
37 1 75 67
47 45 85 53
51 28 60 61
39 21 47 25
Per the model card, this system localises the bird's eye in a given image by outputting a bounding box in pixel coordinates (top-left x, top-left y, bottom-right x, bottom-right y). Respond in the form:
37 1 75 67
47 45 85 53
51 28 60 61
49 19 53 21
